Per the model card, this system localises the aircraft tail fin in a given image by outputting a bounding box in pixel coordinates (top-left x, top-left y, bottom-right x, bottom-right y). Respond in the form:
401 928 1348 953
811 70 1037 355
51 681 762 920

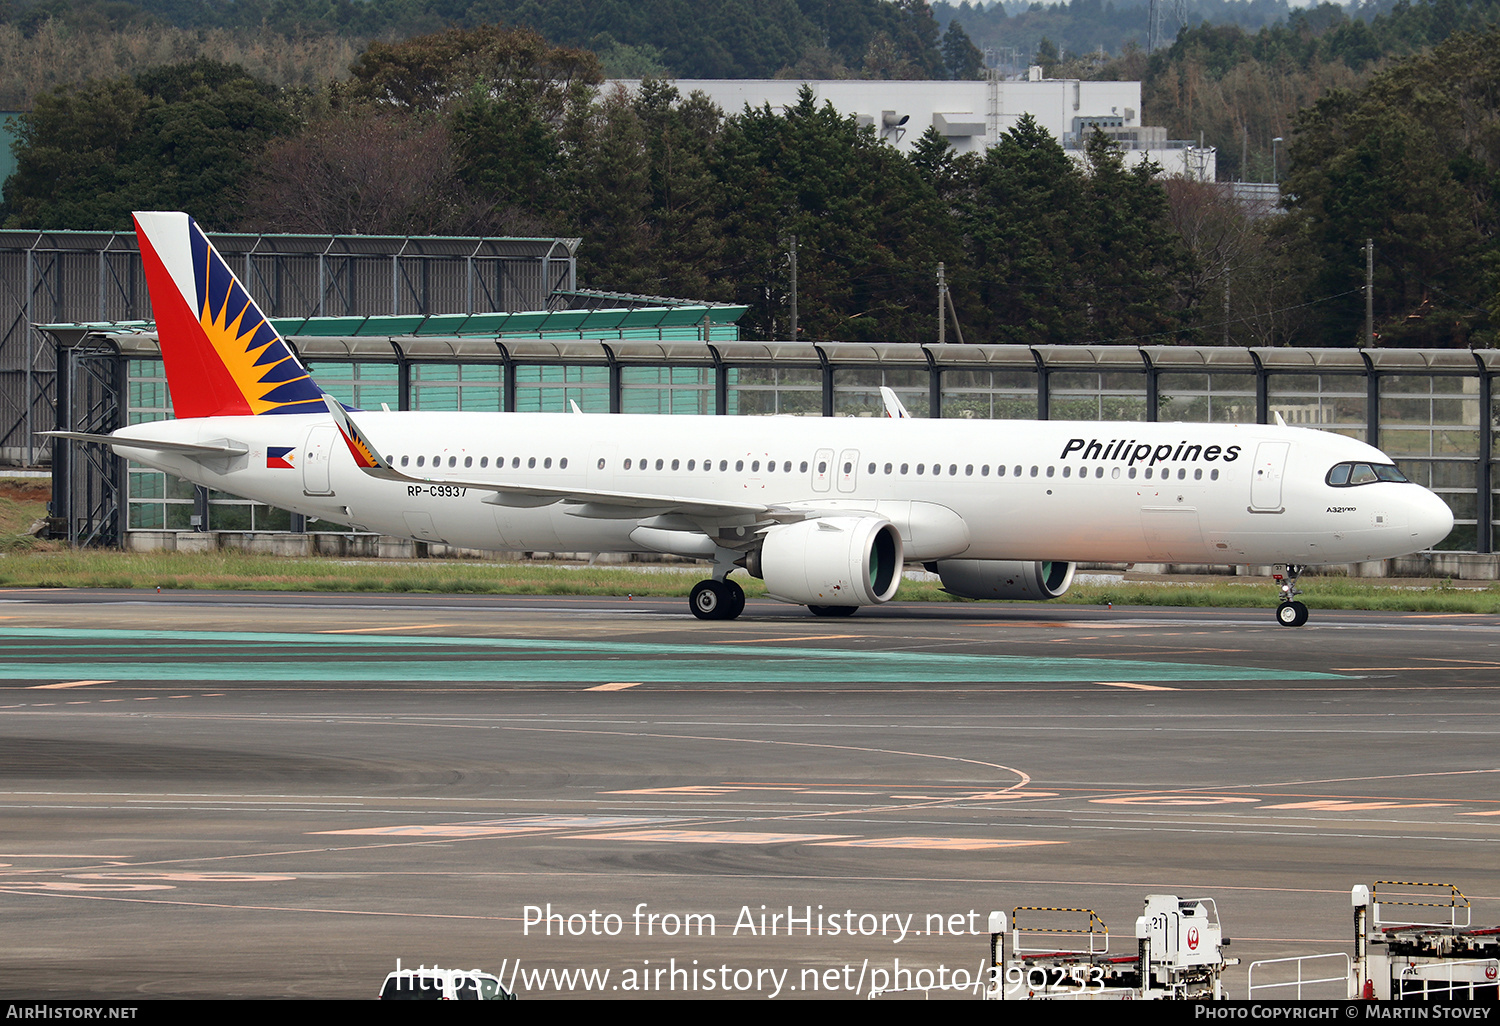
133 211 327 419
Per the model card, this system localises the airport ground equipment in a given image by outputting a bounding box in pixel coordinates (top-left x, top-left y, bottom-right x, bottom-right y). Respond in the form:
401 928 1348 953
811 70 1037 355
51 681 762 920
983 894 1235 1000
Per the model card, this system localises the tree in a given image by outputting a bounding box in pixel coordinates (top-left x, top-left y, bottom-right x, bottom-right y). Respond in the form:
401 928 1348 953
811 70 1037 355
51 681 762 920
2 57 294 229
942 19 985 79
711 86 956 341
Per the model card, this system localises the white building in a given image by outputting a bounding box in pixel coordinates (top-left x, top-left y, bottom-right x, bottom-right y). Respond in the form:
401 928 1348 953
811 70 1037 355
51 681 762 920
612 73 1216 180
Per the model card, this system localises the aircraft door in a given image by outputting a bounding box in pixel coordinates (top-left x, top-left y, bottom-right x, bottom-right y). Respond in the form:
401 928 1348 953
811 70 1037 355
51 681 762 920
836 449 859 493
812 448 834 492
302 424 336 495
1250 441 1289 512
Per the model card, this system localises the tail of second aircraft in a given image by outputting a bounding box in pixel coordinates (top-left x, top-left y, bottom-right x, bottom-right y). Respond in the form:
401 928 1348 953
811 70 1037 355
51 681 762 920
133 211 327 419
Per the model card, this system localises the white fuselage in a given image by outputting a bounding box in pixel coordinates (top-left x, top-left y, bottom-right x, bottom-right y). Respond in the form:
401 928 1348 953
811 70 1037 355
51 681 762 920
113 412 1455 568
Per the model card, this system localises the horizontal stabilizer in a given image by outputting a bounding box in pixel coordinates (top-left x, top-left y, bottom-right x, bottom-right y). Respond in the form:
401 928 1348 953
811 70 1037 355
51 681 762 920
41 431 248 457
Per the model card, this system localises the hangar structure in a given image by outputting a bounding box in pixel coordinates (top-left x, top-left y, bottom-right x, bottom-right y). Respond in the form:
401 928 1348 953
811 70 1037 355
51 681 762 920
0 225 585 468
42 329 1496 561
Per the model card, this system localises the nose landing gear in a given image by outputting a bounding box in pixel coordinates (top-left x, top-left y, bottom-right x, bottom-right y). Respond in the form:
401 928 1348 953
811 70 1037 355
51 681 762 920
1274 565 1308 626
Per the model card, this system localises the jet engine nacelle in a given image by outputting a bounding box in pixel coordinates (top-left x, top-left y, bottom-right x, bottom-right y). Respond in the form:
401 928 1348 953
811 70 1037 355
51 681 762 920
930 559 1076 601
759 516 904 607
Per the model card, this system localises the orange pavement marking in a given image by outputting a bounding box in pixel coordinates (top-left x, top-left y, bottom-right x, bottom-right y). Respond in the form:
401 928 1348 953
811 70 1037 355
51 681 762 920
569 830 850 844
30 680 114 690
813 837 1065 850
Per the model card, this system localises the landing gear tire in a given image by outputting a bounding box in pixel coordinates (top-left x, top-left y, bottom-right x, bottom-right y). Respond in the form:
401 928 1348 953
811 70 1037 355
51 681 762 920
808 604 858 617
690 579 745 621
724 579 746 619
1275 600 1308 627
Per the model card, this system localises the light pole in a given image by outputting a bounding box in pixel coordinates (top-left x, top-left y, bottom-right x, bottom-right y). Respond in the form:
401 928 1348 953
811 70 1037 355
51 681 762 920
1272 136 1283 184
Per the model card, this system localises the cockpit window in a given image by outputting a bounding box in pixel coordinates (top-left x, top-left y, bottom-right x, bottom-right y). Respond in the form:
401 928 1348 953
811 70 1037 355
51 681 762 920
1326 461 1409 487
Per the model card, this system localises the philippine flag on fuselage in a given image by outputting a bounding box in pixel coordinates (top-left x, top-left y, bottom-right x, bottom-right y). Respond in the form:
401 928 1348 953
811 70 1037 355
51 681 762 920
267 446 295 469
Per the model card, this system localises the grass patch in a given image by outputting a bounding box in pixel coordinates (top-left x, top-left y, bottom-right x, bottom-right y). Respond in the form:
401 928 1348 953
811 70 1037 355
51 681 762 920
0 547 1495 613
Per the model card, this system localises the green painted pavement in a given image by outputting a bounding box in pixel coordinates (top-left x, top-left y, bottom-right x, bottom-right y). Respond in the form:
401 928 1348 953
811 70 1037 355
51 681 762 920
0 628 1340 684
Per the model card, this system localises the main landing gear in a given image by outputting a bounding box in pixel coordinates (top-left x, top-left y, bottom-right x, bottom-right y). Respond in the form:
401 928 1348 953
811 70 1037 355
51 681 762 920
689 578 746 620
1274 564 1308 627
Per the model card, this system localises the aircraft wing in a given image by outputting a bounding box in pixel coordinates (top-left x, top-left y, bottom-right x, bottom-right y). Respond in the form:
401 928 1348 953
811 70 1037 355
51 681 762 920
40 431 249 458
322 396 774 521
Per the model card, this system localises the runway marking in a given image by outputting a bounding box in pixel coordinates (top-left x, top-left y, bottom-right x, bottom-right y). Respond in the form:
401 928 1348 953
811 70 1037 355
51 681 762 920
316 624 457 634
314 815 678 838
571 829 852 844
72 872 295 882
1263 800 1455 811
587 682 640 691
29 680 114 690
1092 795 1261 806
1094 681 1178 691
811 837 1065 851
890 791 1060 800
714 635 866 644
0 627 1342 684
1458 810 1500 816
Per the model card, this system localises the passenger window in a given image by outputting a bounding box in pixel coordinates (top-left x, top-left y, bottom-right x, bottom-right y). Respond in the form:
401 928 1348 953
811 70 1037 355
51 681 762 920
545 457 553 469
528 457 536 468
784 461 792 473
1062 466 1071 478
1145 468 1153 479
1095 467 1104 478
965 465 973 476
655 459 664 470
598 458 606 470
867 463 875 474
687 460 695 470
480 457 488 468
1046 466 1054 478
884 463 892 474
767 461 775 473
736 460 744 472
949 464 957 476
1014 466 1022 477
930 464 938 476
996 465 1004 477
981 465 989 476
624 458 632 470
401 456 410 467
752 460 760 471
720 460 728 471
512 457 521 468
1029 466 1038 477
818 461 827 473
560 458 568 469
448 456 456 467
1128 468 1137 479
917 464 925 475
1194 468 1202 480
1211 469 1219 480
1111 467 1120 479
799 461 808 473
900 463 909 474
670 459 679 470
843 462 852 474
464 456 473 468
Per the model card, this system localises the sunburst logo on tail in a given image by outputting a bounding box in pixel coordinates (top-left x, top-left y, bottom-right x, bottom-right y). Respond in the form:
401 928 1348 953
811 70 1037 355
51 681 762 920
134 211 328 418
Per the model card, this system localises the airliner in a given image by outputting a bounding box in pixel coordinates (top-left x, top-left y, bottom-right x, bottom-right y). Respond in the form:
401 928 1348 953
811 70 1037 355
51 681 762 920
48 212 1454 624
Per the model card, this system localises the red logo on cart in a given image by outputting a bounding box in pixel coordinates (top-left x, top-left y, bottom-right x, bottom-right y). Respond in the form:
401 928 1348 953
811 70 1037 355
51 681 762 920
1486 963 1497 981
1187 927 1199 950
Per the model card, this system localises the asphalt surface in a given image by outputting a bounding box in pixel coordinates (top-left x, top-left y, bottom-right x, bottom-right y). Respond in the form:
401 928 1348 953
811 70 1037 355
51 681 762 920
1 589 1496 999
